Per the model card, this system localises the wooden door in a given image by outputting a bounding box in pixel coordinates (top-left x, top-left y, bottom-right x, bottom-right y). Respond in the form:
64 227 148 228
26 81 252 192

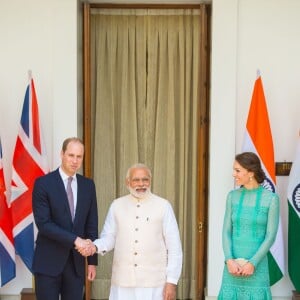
82 3 211 299
196 4 210 299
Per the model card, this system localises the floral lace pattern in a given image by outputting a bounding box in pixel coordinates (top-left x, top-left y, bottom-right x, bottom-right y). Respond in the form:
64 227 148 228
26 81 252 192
218 186 279 300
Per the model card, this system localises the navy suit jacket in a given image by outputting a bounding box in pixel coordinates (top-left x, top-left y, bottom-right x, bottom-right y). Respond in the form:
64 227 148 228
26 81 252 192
32 168 98 277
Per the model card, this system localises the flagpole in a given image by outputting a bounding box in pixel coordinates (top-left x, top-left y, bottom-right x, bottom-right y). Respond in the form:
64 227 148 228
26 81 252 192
30 68 35 294
29 68 34 293
32 276 35 292
256 69 261 78
29 68 35 295
28 70 32 81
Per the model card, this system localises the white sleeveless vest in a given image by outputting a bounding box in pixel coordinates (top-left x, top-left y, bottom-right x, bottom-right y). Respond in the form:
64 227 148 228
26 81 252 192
111 193 168 287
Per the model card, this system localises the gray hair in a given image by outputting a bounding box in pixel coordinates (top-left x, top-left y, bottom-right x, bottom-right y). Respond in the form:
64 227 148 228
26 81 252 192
126 163 152 180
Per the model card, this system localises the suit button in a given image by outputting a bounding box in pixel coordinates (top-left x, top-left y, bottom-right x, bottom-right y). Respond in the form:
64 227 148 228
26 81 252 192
134 264 138 267
134 252 137 255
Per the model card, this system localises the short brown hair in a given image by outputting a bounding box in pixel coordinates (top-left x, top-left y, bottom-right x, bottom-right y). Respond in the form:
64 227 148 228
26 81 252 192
62 137 84 153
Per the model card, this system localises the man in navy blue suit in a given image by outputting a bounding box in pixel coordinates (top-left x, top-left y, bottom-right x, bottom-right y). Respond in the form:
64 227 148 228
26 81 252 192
32 137 98 300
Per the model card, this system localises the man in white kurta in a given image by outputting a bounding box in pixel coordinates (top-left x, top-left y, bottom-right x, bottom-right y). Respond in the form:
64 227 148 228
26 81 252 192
94 163 183 300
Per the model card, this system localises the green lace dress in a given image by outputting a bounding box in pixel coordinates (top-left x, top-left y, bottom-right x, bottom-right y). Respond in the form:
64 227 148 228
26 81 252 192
218 186 279 300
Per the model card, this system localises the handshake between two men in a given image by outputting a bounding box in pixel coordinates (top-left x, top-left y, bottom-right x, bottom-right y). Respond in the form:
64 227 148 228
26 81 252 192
74 237 98 257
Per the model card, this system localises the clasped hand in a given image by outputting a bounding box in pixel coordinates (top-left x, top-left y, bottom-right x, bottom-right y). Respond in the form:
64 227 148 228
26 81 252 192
226 259 254 277
74 237 97 257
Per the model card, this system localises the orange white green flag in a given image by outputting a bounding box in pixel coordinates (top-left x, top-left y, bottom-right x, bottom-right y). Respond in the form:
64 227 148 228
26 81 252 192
242 74 284 285
287 135 300 290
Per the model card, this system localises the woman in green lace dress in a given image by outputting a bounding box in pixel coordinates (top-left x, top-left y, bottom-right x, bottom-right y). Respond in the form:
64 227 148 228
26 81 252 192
218 152 280 300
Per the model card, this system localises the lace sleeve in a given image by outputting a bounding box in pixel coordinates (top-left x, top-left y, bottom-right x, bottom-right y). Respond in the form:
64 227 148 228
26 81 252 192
222 192 234 260
249 193 280 267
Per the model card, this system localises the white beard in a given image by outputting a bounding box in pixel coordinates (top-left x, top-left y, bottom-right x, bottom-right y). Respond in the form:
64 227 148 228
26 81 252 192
128 186 151 199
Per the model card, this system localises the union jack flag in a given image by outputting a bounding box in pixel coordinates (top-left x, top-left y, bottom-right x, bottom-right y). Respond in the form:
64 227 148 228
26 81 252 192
0 138 15 286
10 74 48 272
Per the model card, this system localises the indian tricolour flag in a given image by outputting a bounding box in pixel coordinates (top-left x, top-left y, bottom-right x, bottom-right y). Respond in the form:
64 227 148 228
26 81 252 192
242 74 284 285
287 136 300 291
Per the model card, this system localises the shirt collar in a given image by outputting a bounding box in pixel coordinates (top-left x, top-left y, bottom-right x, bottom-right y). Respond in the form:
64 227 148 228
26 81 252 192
59 167 76 182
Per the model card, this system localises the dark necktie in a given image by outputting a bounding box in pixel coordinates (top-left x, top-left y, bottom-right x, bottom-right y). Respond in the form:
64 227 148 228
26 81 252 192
67 177 74 221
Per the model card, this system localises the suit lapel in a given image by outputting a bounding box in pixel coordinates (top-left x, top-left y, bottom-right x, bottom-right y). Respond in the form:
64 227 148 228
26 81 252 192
74 175 84 224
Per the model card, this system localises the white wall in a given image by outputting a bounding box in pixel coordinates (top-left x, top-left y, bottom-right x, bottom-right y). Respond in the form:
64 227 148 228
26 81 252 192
208 0 300 298
208 0 238 297
0 0 78 295
1 0 300 298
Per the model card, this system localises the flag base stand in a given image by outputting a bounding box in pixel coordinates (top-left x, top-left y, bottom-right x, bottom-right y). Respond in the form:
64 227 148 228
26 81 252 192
293 290 300 300
20 288 36 300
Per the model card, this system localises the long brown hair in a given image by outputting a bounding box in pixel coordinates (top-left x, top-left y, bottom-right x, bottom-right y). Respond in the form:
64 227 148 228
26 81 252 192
235 152 265 183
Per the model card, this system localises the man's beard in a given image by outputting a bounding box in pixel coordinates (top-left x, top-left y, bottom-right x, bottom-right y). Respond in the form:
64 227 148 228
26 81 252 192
128 186 151 199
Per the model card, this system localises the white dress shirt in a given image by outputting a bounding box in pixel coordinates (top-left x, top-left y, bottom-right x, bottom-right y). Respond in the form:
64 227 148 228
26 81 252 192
59 167 77 215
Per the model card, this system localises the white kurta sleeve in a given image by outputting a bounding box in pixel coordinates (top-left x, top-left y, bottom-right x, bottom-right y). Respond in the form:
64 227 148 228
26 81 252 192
94 203 116 254
163 202 183 284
